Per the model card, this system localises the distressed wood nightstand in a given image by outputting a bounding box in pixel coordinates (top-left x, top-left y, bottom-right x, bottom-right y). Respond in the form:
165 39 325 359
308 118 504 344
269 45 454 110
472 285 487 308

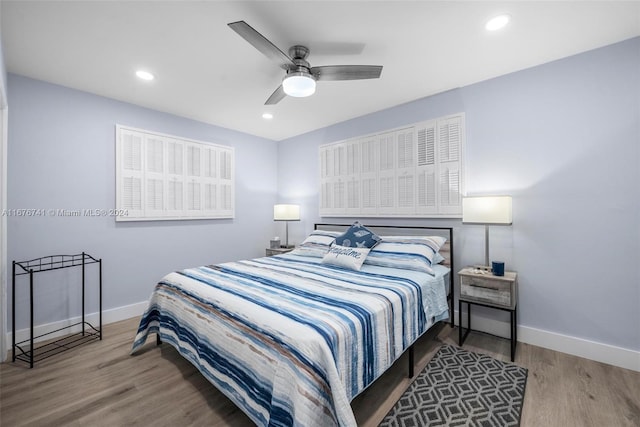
265 247 294 256
458 267 518 361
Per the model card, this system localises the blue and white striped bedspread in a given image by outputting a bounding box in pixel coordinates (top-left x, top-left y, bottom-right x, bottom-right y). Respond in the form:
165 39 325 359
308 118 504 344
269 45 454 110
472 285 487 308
131 254 449 427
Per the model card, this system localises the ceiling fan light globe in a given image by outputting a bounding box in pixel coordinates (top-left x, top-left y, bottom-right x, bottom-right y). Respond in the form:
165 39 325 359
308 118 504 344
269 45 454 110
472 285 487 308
282 74 316 97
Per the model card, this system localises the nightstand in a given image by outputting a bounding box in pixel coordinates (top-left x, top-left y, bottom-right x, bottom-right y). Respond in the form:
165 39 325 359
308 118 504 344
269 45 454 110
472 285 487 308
265 247 294 256
458 267 518 361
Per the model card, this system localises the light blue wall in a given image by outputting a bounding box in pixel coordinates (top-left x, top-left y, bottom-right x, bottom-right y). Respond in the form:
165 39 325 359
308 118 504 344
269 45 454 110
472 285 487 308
0 37 6 106
7 74 278 329
278 37 640 351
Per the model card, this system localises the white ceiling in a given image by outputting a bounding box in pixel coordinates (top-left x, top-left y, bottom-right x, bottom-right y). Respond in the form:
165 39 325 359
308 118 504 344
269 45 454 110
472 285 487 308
2 1 639 141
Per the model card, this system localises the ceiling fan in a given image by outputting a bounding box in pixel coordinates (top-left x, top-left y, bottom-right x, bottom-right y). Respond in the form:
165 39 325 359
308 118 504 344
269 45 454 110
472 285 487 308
228 21 383 105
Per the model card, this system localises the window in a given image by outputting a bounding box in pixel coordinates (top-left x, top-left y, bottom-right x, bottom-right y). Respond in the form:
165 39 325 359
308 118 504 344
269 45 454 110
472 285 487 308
319 113 464 218
116 125 234 221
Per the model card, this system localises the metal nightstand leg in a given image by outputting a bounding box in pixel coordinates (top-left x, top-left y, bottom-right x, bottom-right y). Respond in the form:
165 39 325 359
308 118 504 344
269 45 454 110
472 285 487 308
510 305 517 362
458 299 462 345
459 300 472 346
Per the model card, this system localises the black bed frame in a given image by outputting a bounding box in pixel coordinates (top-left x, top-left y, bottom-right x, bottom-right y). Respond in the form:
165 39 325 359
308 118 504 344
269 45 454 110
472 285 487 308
314 223 454 378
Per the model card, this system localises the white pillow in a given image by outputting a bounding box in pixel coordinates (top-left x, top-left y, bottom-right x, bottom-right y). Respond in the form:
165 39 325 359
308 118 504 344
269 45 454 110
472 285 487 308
288 230 343 258
363 235 447 275
321 244 371 270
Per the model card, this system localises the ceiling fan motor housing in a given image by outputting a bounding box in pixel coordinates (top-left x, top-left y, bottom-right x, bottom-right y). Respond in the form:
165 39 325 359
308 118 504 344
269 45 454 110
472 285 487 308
289 45 310 61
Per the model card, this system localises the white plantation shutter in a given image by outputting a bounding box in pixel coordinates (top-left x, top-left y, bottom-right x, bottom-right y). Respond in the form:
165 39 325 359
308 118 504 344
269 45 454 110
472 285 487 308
167 179 183 212
361 177 377 212
377 132 396 215
440 167 460 204
319 143 348 215
167 140 183 175
204 183 217 211
146 137 163 173
333 145 346 177
320 146 332 178
187 181 201 211
360 136 377 214
398 174 414 208
395 128 415 213
146 178 164 211
122 177 142 211
361 137 376 174
379 132 395 171
417 124 435 167
203 148 216 178
346 178 359 209
417 170 436 211
218 149 234 216
346 141 359 175
220 150 232 180
416 120 438 214
318 113 464 217
345 140 360 214
145 136 164 216
397 130 414 169
333 180 346 210
116 125 234 220
187 145 200 177
439 117 461 163
437 116 463 214
122 131 142 172
200 147 217 215
221 184 233 212
185 144 201 216
165 140 185 216
320 181 333 211
379 176 395 209
118 130 143 217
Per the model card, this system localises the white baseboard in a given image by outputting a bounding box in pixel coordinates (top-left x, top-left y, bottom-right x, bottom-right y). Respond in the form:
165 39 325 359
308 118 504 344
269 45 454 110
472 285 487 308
8 301 148 346
454 309 640 372
6 303 638 373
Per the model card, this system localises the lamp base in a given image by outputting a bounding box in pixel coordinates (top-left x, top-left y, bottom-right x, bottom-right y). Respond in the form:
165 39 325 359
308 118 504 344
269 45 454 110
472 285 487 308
280 244 295 249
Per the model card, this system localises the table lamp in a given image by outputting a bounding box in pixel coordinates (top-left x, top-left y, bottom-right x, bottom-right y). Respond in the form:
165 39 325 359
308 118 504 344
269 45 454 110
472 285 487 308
273 204 300 248
462 196 512 267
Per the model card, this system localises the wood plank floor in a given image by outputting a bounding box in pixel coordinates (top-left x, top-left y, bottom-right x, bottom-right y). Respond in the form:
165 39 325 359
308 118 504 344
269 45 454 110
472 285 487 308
1 317 638 426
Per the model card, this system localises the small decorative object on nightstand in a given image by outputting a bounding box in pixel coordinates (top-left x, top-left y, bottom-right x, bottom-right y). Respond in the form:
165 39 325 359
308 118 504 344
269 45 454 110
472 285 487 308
265 247 294 257
458 267 518 361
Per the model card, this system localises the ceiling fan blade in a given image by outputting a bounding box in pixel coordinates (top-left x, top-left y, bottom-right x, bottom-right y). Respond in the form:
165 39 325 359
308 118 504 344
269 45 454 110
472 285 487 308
311 65 383 81
265 85 286 105
228 21 295 70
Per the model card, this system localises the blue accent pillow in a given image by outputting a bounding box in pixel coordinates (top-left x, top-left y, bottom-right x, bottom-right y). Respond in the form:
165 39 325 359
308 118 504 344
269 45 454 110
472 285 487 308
334 222 381 249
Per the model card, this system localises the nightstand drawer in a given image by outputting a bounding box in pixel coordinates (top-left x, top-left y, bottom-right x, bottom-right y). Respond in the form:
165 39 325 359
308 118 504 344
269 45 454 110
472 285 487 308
266 247 293 256
460 275 512 307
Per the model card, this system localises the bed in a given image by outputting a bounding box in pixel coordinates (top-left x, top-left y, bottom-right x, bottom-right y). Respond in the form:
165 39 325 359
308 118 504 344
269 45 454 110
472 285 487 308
131 224 454 427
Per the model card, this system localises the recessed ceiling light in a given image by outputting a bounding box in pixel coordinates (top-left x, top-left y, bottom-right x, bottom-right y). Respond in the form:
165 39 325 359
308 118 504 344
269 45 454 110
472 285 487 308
485 14 510 31
262 113 274 120
135 70 155 81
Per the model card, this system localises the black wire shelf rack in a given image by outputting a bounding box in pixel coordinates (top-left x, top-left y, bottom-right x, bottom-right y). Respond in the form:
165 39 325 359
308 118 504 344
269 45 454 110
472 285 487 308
12 252 102 368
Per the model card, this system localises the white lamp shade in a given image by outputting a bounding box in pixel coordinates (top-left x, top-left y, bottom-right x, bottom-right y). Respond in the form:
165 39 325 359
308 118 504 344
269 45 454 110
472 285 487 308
462 196 512 225
282 73 316 97
273 204 301 221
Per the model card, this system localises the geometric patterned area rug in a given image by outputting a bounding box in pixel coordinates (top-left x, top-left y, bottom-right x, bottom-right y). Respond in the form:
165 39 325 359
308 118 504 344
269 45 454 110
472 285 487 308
379 344 528 427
